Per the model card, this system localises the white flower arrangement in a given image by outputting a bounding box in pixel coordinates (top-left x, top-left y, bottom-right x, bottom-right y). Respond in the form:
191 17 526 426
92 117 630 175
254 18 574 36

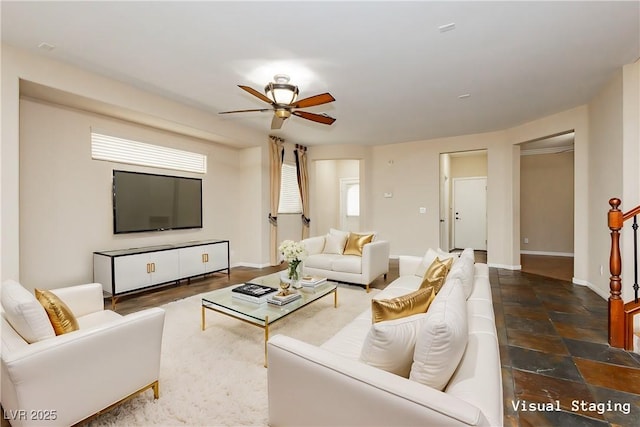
278 240 308 264
279 240 307 281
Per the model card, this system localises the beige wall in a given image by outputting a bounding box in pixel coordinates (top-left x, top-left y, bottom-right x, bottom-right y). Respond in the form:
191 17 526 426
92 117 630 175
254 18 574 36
520 151 574 254
2 45 267 288
19 98 245 289
450 152 488 178
4 44 640 303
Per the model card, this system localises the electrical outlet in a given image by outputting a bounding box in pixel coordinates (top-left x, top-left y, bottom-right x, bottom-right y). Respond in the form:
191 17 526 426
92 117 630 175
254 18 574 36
600 265 604 276
419 207 426 214
524 237 529 244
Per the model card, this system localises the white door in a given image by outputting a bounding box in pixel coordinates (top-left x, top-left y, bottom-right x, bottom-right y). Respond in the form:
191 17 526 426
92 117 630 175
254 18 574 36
453 177 487 250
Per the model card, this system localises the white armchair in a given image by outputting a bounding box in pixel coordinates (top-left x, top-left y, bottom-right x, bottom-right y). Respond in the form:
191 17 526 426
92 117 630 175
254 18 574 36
1 280 165 426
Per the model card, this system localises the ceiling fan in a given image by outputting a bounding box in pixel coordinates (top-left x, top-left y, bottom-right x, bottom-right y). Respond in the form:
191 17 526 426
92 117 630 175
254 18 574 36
219 74 336 130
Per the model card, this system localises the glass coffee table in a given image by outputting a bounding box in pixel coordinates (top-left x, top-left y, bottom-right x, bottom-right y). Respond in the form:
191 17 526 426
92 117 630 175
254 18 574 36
201 272 337 366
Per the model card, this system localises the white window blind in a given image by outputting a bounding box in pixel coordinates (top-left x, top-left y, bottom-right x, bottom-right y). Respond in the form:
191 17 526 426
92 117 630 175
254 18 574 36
278 163 302 214
91 132 207 174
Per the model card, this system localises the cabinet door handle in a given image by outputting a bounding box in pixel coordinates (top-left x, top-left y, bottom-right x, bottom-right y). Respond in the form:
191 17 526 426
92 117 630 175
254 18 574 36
152 263 156 273
205 253 209 263
147 263 151 274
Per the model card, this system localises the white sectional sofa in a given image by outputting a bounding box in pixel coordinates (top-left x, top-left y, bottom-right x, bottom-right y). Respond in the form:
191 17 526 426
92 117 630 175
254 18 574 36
301 229 390 292
267 249 503 427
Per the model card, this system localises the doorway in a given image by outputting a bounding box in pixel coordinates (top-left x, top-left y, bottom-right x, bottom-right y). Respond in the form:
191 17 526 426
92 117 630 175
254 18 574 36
439 150 488 253
314 159 361 234
519 132 575 281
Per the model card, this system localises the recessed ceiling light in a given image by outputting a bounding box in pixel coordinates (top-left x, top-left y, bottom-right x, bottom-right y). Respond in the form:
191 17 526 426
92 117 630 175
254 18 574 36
458 94 471 99
438 23 456 33
38 42 56 51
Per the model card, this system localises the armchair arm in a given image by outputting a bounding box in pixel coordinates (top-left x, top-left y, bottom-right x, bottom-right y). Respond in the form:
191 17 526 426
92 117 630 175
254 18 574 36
49 283 104 318
2 308 165 426
361 240 390 283
267 335 488 427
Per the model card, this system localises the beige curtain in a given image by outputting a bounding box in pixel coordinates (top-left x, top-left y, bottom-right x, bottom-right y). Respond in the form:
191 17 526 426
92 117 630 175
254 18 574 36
269 135 284 265
295 144 311 239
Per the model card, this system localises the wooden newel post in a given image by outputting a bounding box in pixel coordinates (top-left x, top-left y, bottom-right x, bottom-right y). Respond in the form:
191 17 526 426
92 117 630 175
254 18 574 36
608 198 625 348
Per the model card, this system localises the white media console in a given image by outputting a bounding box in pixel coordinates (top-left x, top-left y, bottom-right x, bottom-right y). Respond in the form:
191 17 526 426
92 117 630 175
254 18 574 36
94 239 230 308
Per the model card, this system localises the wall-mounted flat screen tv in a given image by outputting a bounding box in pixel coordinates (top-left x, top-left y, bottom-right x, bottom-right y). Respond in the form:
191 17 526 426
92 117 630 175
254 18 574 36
113 170 203 234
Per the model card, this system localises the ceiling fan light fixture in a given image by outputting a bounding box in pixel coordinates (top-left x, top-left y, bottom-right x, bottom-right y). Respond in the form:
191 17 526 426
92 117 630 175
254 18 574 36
274 109 291 119
265 74 299 105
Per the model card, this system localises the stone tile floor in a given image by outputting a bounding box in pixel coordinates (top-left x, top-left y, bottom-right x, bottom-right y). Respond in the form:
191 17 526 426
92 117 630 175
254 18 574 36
493 268 640 427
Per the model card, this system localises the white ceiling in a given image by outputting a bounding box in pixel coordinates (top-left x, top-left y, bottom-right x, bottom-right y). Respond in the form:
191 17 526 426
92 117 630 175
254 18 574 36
2 1 639 147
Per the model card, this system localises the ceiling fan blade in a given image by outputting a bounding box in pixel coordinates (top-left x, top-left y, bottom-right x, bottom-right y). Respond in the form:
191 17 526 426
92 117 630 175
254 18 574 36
271 115 285 130
291 93 335 109
218 108 271 114
292 110 336 125
238 85 273 105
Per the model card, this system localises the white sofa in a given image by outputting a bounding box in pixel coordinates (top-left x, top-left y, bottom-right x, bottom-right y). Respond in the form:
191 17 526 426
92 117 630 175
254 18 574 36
1 280 165 426
301 231 390 292
267 249 503 427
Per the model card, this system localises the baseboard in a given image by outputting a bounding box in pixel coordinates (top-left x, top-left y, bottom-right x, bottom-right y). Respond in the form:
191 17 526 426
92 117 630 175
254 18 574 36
488 263 522 270
231 262 274 269
520 250 574 257
572 277 608 300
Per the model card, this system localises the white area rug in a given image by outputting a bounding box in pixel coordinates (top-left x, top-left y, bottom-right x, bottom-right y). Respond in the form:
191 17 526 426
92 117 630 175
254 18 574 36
88 284 377 426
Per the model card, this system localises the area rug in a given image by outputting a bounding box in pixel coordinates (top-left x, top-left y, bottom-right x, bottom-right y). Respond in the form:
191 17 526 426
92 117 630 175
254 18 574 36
88 284 378 426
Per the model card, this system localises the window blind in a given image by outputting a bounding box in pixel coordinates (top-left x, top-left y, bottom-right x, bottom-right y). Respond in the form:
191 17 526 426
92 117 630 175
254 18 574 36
91 132 207 174
278 163 302 214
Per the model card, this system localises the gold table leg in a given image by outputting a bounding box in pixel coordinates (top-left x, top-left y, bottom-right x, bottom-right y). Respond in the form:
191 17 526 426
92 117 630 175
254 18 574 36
201 306 205 331
264 316 269 368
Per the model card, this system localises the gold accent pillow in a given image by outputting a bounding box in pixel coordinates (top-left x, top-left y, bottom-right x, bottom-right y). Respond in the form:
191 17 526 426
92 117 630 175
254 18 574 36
343 233 375 256
35 289 79 335
372 286 435 323
420 257 454 294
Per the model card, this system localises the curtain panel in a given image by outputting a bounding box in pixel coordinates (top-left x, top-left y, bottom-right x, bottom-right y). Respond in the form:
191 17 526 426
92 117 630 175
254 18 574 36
269 135 284 265
295 144 311 239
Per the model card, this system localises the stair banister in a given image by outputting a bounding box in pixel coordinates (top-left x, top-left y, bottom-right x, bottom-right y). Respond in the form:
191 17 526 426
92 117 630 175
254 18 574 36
608 198 640 350
608 198 624 348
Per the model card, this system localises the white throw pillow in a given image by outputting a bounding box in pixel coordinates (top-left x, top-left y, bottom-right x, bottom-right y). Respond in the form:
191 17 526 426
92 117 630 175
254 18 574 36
447 254 475 299
1 280 55 343
409 281 468 390
359 313 426 377
323 229 349 254
414 248 459 278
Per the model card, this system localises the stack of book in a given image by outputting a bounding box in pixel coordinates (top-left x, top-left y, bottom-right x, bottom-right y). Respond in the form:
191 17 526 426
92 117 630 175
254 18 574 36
300 276 327 289
231 283 278 303
267 292 302 306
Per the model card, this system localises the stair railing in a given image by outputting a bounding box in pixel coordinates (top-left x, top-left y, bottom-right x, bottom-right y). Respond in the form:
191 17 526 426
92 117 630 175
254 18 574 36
608 198 640 349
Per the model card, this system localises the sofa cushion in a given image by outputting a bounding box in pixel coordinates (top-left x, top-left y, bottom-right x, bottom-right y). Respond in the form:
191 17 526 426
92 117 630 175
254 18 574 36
447 252 475 299
321 313 372 360
371 286 434 323
305 254 341 270
323 231 349 254
330 256 362 274
420 256 454 293
409 281 468 391
35 288 80 335
359 313 426 377
343 232 375 256
414 248 459 278
1 280 56 343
